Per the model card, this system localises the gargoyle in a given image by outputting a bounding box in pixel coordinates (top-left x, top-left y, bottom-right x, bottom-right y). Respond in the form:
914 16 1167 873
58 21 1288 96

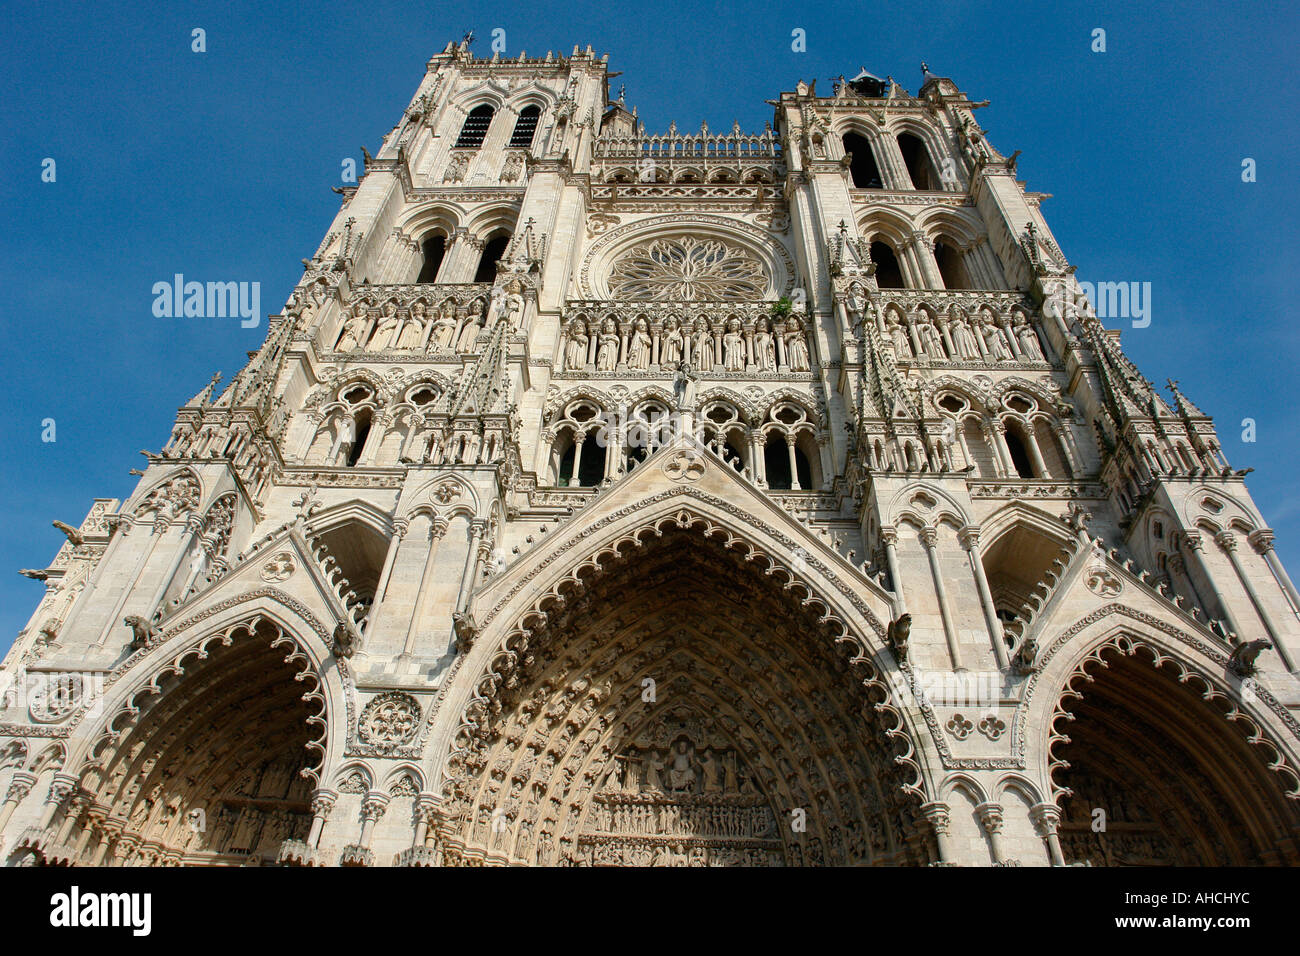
1229 638 1272 678
886 613 911 661
18 569 48 581
52 521 83 546
453 611 478 653
332 622 357 659
1010 638 1040 676
123 615 157 651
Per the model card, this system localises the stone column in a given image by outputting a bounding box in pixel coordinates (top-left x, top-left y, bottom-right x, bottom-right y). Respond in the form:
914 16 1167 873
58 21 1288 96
0 771 35 832
38 774 78 831
91 820 123 865
412 795 436 849
73 808 106 859
960 527 1010 669
785 436 801 490
907 232 944 289
1187 532 1244 640
919 801 955 865
55 793 89 846
881 527 906 616
1021 425 1050 478
95 517 168 647
921 527 964 670
454 520 488 614
400 516 449 659
142 512 205 618
1030 803 1066 866
569 433 587 487
1217 531 1294 670
371 518 409 609
1250 529 1300 617
984 419 1011 478
307 790 337 848
112 832 142 867
976 802 1007 864
357 793 389 848
1049 420 1079 478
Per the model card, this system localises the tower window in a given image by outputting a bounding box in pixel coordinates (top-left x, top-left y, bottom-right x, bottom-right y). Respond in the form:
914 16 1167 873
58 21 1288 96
455 105 495 148
933 241 970 290
897 133 939 190
346 409 372 468
416 235 446 283
842 133 883 189
509 106 541 148
1004 426 1035 479
870 241 905 289
474 234 510 283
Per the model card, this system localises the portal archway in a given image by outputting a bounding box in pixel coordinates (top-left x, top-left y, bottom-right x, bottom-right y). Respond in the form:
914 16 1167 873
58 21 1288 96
440 523 930 866
1049 637 1300 866
52 619 327 866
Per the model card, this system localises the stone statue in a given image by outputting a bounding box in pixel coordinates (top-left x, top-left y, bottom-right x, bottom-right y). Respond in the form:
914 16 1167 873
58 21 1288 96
369 302 400 349
503 285 525 330
661 318 684 365
565 319 589 370
982 318 1012 361
695 321 716 372
668 740 697 792
334 305 367 351
784 317 811 371
627 318 651 370
723 318 746 371
596 320 619 370
888 314 912 358
950 313 981 359
754 319 775 371
456 306 482 353
917 316 945 358
1016 318 1045 360
431 301 458 350
673 360 698 409
396 302 425 350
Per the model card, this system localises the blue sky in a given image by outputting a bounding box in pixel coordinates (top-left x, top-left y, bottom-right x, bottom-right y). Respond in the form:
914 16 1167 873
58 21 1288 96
2 1 1297 654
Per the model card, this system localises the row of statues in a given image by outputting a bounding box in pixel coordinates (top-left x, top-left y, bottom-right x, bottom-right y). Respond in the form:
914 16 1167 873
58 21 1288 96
589 800 778 839
561 315 812 373
603 741 757 797
574 840 784 867
333 288 525 354
882 309 1045 363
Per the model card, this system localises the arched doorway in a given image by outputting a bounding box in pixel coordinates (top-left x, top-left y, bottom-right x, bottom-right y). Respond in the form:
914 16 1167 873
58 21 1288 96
441 523 930 866
1051 638 1300 865
63 620 325 866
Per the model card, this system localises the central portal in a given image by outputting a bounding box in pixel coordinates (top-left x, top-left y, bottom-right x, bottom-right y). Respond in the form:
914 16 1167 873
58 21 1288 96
441 522 930 866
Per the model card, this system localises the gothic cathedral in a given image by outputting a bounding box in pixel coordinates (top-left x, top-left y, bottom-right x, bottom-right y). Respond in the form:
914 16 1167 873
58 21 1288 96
3 41 1299 867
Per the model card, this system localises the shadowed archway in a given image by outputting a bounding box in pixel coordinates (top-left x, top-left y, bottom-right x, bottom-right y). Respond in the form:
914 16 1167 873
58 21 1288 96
1050 639 1300 866
17 619 327 867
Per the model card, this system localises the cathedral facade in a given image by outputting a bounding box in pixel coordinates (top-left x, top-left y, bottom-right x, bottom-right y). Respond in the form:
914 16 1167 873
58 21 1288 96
3 41 1299 867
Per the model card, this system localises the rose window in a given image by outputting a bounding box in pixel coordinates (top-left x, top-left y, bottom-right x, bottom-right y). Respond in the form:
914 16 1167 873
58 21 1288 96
608 235 767 300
